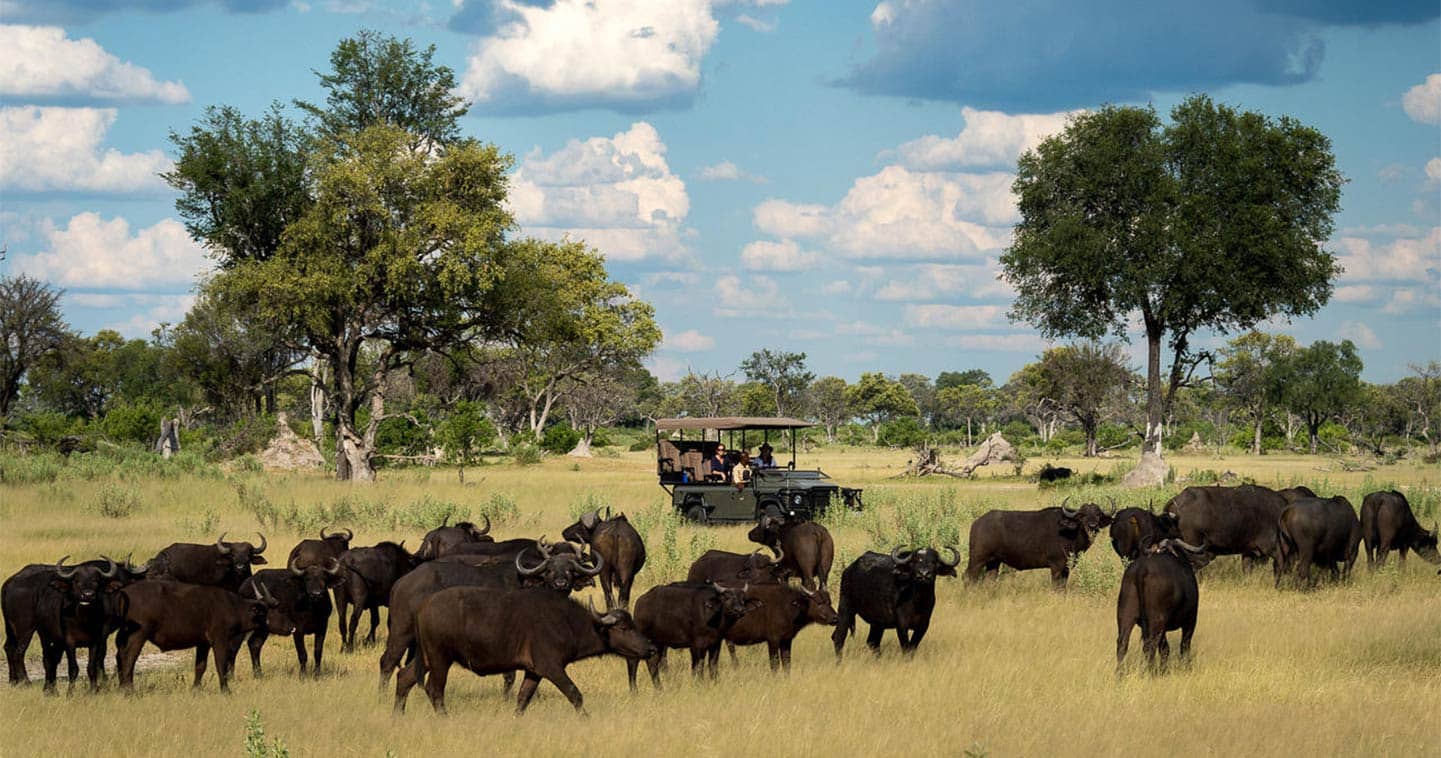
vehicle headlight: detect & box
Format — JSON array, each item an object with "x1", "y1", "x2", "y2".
[{"x1": 793, "y1": 494, "x2": 803, "y2": 505}]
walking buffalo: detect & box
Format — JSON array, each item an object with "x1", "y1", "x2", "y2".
[
  {"x1": 149, "y1": 533, "x2": 268, "y2": 590},
  {"x1": 562, "y1": 508, "x2": 647, "y2": 609},
  {"x1": 965, "y1": 502, "x2": 1112, "y2": 588},
  {"x1": 393, "y1": 587, "x2": 656, "y2": 715},
  {"x1": 1110, "y1": 507, "x2": 1181, "y2": 561},
  {"x1": 241, "y1": 560, "x2": 342, "y2": 677},
  {"x1": 334, "y1": 541, "x2": 418, "y2": 651},
  {"x1": 1116, "y1": 539, "x2": 1206, "y2": 674},
  {"x1": 116, "y1": 580, "x2": 289, "y2": 693},
  {"x1": 747, "y1": 511, "x2": 835, "y2": 591},
  {"x1": 415, "y1": 516, "x2": 491, "y2": 561},
  {"x1": 287, "y1": 527, "x2": 353, "y2": 569},
  {"x1": 720, "y1": 583, "x2": 837, "y2": 673},
  {"x1": 1360, "y1": 491, "x2": 1440, "y2": 569},
  {"x1": 1276, "y1": 496, "x2": 1362, "y2": 587},
  {"x1": 686, "y1": 548, "x2": 791, "y2": 585},
  {"x1": 833, "y1": 546, "x2": 959, "y2": 659},
  {"x1": 1165, "y1": 485, "x2": 1287, "y2": 569},
  {"x1": 628, "y1": 581, "x2": 759, "y2": 689}
]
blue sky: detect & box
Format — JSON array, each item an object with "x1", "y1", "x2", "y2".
[{"x1": 1, "y1": 0, "x2": 1437, "y2": 385}]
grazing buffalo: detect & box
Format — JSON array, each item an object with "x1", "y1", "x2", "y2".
[
  {"x1": 149, "y1": 533, "x2": 268, "y2": 590},
  {"x1": 686, "y1": 548, "x2": 791, "y2": 585},
  {"x1": 1279, "y1": 486, "x2": 1318, "y2": 503},
  {"x1": 1116, "y1": 539, "x2": 1206, "y2": 674},
  {"x1": 1360, "y1": 491, "x2": 1440, "y2": 569},
  {"x1": 415, "y1": 516, "x2": 491, "y2": 561},
  {"x1": 377, "y1": 545, "x2": 599, "y2": 690},
  {"x1": 334, "y1": 541, "x2": 418, "y2": 651},
  {"x1": 562, "y1": 508, "x2": 647, "y2": 609},
  {"x1": 1037, "y1": 464, "x2": 1073, "y2": 483},
  {"x1": 2, "y1": 556, "x2": 146, "y2": 690},
  {"x1": 393, "y1": 588, "x2": 655, "y2": 715},
  {"x1": 628, "y1": 582, "x2": 759, "y2": 689},
  {"x1": 287, "y1": 527, "x2": 353, "y2": 569},
  {"x1": 1110, "y1": 507, "x2": 1181, "y2": 561},
  {"x1": 1276, "y1": 496, "x2": 1362, "y2": 587},
  {"x1": 832, "y1": 546, "x2": 959, "y2": 659},
  {"x1": 747, "y1": 511, "x2": 835, "y2": 590},
  {"x1": 1165, "y1": 485, "x2": 1287, "y2": 569},
  {"x1": 116, "y1": 580, "x2": 288, "y2": 693},
  {"x1": 965, "y1": 502, "x2": 1113, "y2": 587},
  {"x1": 241, "y1": 560, "x2": 342, "y2": 677},
  {"x1": 720, "y1": 583, "x2": 837, "y2": 673}
]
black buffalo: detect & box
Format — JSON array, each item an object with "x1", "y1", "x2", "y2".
[
  {"x1": 1279, "y1": 486, "x2": 1318, "y2": 503},
  {"x1": 287, "y1": 527, "x2": 353, "y2": 569},
  {"x1": 116, "y1": 580, "x2": 288, "y2": 693},
  {"x1": 1276, "y1": 496, "x2": 1362, "y2": 587},
  {"x1": 241, "y1": 560, "x2": 342, "y2": 678},
  {"x1": 334, "y1": 540, "x2": 418, "y2": 651},
  {"x1": 686, "y1": 548, "x2": 791, "y2": 585},
  {"x1": 393, "y1": 587, "x2": 655, "y2": 715},
  {"x1": 747, "y1": 511, "x2": 835, "y2": 590},
  {"x1": 1360, "y1": 491, "x2": 1440, "y2": 569},
  {"x1": 149, "y1": 533, "x2": 268, "y2": 589},
  {"x1": 965, "y1": 502, "x2": 1113, "y2": 587},
  {"x1": 1110, "y1": 507, "x2": 1182, "y2": 561},
  {"x1": 1165, "y1": 485, "x2": 1287, "y2": 569},
  {"x1": 1116, "y1": 539, "x2": 1206, "y2": 674},
  {"x1": 628, "y1": 581, "x2": 758, "y2": 688},
  {"x1": 720, "y1": 582, "x2": 837, "y2": 673},
  {"x1": 414, "y1": 516, "x2": 491, "y2": 561},
  {"x1": 1037, "y1": 464, "x2": 1073, "y2": 483},
  {"x1": 2, "y1": 556, "x2": 146, "y2": 691},
  {"x1": 562, "y1": 508, "x2": 647, "y2": 609},
  {"x1": 833, "y1": 546, "x2": 959, "y2": 659}
]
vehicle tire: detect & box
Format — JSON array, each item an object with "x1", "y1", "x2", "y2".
[{"x1": 686, "y1": 504, "x2": 708, "y2": 524}]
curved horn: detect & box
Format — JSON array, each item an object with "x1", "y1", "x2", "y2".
[
  {"x1": 1059, "y1": 499, "x2": 1080, "y2": 518},
  {"x1": 536, "y1": 535, "x2": 553, "y2": 558},
  {"x1": 249, "y1": 582, "x2": 264, "y2": 600},
  {"x1": 939, "y1": 546, "x2": 961, "y2": 567},
  {"x1": 514, "y1": 549, "x2": 545, "y2": 576},
  {"x1": 325, "y1": 557, "x2": 342, "y2": 575},
  {"x1": 578, "y1": 550, "x2": 604, "y2": 576},
  {"x1": 476, "y1": 515, "x2": 491, "y2": 536},
  {"x1": 1171, "y1": 539, "x2": 1208, "y2": 554},
  {"x1": 253, "y1": 533, "x2": 267, "y2": 554},
  {"x1": 769, "y1": 544, "x2": 785, "y2": 564},
  {"x1": 441, "y1": 514, "x2": 450, "y2": 528},
  {"x1": 259, "y1": 582, "x2": 277, "y2": 603},
  {"x1": 605, "y1": 505, "x2": 612, "y2": 520},
  {"x1": 55, "y1": 555, "x2": 78, "y2": 579},
  {"x1": 288, "y1": 556, "x2": 304, "y2": 576},
  {"x1": 890, "y1": 545, "x2": 911, "y2": 563},
  {"x1": 215, "y1": 533, "x2": 231, "y2": 554},
  {"x1": 580, "y1": 510, "x2": 599, "y2": 529},
  {"x1": 798, "y1": 585, "x2": 818, "y2": 598},
  {"x1": 124, "y1": 552, "x2": 148, "y2": 575},
  {"x1": 98, "y1": 555, "x2": 120, "y2": 579},
  {"x1": 1105, "y1": 496, "x2": 1118, "y2": 516}
]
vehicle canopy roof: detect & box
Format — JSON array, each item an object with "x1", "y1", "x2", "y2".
[{"x1": 655, "y1": 417, "x2": 814, "y2": 431}]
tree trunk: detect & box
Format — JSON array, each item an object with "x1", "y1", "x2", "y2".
[
  {"x1": 1252, "y1": 418, "x2": 1263, "y2": 456},
  {"x1": 1308, "y1": 420, "x2": 1321, "y2": 455},
  {"x1": 825, "y1": 423, "x2": 835, "y2": 444},
  {"x1": 1084, "y1": 422, "x2": 1098, "y2": 457},
  {"x1": 310, "y1": 354, "x2": 326, "y2": 442},
  {"x1": 1141, "y1": 324, "x2": 1164, "y2": 456},
  {"x1": 966, "y1": 417, "x2": 973, "y2": 447},
  {"x1": 871, "y1": 421, "x2": 880, "y2": 444},
  {"x1": 569, "y1": 430, "x2": 594, "y2": 458}
]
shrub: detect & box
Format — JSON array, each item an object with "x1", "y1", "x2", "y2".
[
  {"x1": 511, "y1": 443, "x2": 542, "y2": 466},
  {"x1": 92, "y1": 484, "x2": 141, "y2": 518},
  {"x1": 877, "y1": 417, "x2": 926, "y2": 448},
  {"x1": 101, "y1": 400, "x2": 163, "y2": 445},
  {"x1": 628, "y1": 438, "x2": 652, "y2": 452},
  {"x1": 540, "y1": 423, "x2": 581, "y2": 455}
]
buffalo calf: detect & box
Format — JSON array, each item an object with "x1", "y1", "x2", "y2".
[
  {"x1": 628, "y1": 582, "x2": 759, "y2": 689},
  {"x1": 1116, "y1": 539, "x2": 1205, "y2": 674}
]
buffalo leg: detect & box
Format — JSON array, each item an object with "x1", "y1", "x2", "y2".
[
  {"x1": 312, "y1": 628, "x2": 326, "y2": 677},
  {"x1": 546, "y1": 669, "x2": 586, "y2": 714},
  {"x1": 894, "y1": 627, "x2": 911, "y2": 653},
  {"x1": 865, "y1": 624, "x2": 885, "y2": 654},
  {"x1": 392, "y1": 659, "x2": 420, "y2": 714},
  {"x1": 367, "y1": 607, "x2": 380, "y2": 645},
  {"x1": 963, "y1": 560, "x2": 986, "y2": 583},
  {"x1": 626, "y1": 657, "x2": 639, "y2": 692},
  {"x1": 766, "y1": 641, "x2": 781, "y2": 672},
  {"x1": 1179, "y1": 621, "x2": 1195, "y2": 666},
  {"x1": 292, "y1": 633, "x2": 308, "y2": 675},
  {"x1": 1156, "y1": 634, "x2": 1171, "y2": 672},
  {"x1": 689, "y1": 647, "x2": 706, "y2": 678},
  {"x1": 1376, "y1": 541, "x2": 1391, "y2": 568},
  {"x1": 502, "y1": 671, "x2": 516, "y2": 694},
  {"x1": 724, "y1": 642, "x2": 737, "y2": 667},
  {"x1": 514, "y1": 671, "x2": 541, "y2": 715},
  {"x1": 116, "y1": 632, "x2": 144, "y2": 692},
  {"x1": 1050, "y1": 563, "x2": 1070, "y2": 590},
  {"x1": 1115, "y1": 622, "x2": 1133, "y2": 675},
  {"x1": 908, "y1": 618, "x2": 931, "y2": 651},
  {"x1": 706, "y1": 644, "x2": 722, "y2": 677},
  {"x1": 247, "y1": 631, "x2": 267, "y2": 677},
  {"x1": 1398, "y1": 547, "x2": 1409, "y2": 567},
  {"x1": 4, "y1": 623, "x2": 31, "y2": 684},
  {"x1": 778, "y1": 640, "x2": 793, "y2": 673},
  {"x1": 332, "y1": 587, "x2": 349, "y2": 646},
  {"x1": 423, "y1": 657, "x2": 451, "y2": 715},
  {"x1": 86, "y1": 640, "x2": 105, "y2": 691},
  {"x1": 220, "y1": 641, "x2": 242, "y2": 692},
  {"x1": 64, "y1": 645, "x2": 80, "y2": 692},
  {"x1": 645, "y1": 651, "x2": 663, "y2": 689},
  {"x1": 832, "y1": 597, "x2": 853, "y2": 662},
  {"x1": 40, "y1": 639, "x2": 62, "y2": 694},
  {"x1": 192, "y1": 644, "x2": 210, "y2": 689},
  {"x1": 600, "y1": 572, "x2": 616, "y2": 611},
  {"x1": 618, "y1": 576, "x2": 633, "y2": 611}
]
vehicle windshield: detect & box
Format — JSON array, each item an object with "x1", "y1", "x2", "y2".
[{"x1": 755, "y1": 469, "x2": 831, "y2": 481}]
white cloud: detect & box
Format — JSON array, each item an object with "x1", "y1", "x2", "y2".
[
  {"x1": 888, "y1": 107, "x2": 1077, "y2": 171},
  {"x1": 1426, "y1": 157, "x2": 1441, "y2": 187},
  {"x1": 11, "y1": 213, "x2": 210, "y2": 290},
  {"x1": 819, "y1": 280, "x2": 852, "y2": 296},
  {"x1": 714, "y1": 274, "x2": 783, "y2": 317},
  {"x1": 699, "y1": 160, "x2": 767, "y2": 183},
  {"x1": 0, "y1": 106, "x2": 171, "y2": 193},
  {"x1": 509, "y1": 122, "x2": 689, "y2": 261},
  {"x1": 944, "y1": 333, "x2": 1045, "y2": 352},
  {"x1": 1402, "y1": 73, "x2": 1441, "y2": 125},
  {"x1": 733, "y1": 14, "x2": 774, "y2": 31},
  {"x1": 1335, "y1": 226, "x2": 1440, "y2": 282},
  {"x1": 1382, "y1": 287, "x2": 1441, "y2": 315},
  {"x1": 0, "y1": 26, "x2": 188, "y2": 104},
  {"x1": 1332, "y1": 285, "x2": 1377, "y2": 304},
  {"x1": 902, "y1": 303, "x2": 1005, "y2": 329},
  {"x1": 457, "y1": 0, "x2": 719, "y2": 112},
  {"x1": 1335, "y1": 321, "x2": 1381, "y2": 350},
  {"x1": 646, "y1": 355, "x2": 687, "y2": 382},
  {"x1": 665, "y1": 328, "x2": 714, "y2": 352},
  {"x1": 740, "y1": 239, "x2": 818, "y2": 271},
  {"x1": 873, "y1": 260, "x2": 1013, "y2": 301},
  {"x1": 101, "y1": 294, "x2": 196, "y2": 338}
]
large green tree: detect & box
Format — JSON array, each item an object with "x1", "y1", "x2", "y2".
[
  {"x1": 846, "y1": 373, "x2": 920, "y2": 444},
  {"x1": 1216, "y1": 331, "x2": 1297, "y2": 455},
  {"x1": 1002, "y1": 95, "x2": 1343, "y2": 477},
  {"x1": 0, "y1": 275, "x2": 69, "y2": 421},
  {"x1": 805, "y1": 376, "x2": 850, "y2": 443},
  {"x1": 739, "y1": 349, "x2": 813, "y2": 417},
  {"x1": 1035, "y1": 342, "x2": 1132, "y2": 456},
  {"x1": 1282, "y1": 339, "x2": 1363, "y2": 454}
]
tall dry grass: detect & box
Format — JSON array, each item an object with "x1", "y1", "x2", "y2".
[{"x1": 1, "y1": 447, "x2": 1438, "y2": 756}]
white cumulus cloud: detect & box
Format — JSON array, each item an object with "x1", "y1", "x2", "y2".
[
  {"x1": 740, "y1": 238, "x2": 818, "y2": 271},
  {"x1": 1335, "y1": 321, "x2": 1381, "y2": 350},
  {"x1": 1335, "y1": 226, "x2": 1440, "y2": 282},
  {"x1": 665, "y1": 329, "x2": 714, "y2": 352},
  {"x1": 902, "y1": 303, "x2": 1005, "y2": 329},
  {"x1": 944, "y1": 333, "x2": 1045, "y2": 352},
  {"x1": 1402, "y1": 73, "x2": 1441, "y2": 125},
  {"x1": 0, "y1": 106, "x2": 171, "y2": 193},
  {"x1": 0, "y1": 26, "x2": 189, "y2": 104},
  {"x1": 699, "y1": 160, "x2": 767, "y2": 183},
  {"x1": 888, "y1": 107, "x2": 1078, "y2": 171},
  {"x1": 11, "y1": 213, "x2": 210, "y2": 290},
  {"x1": 873, "y1": 260, "x2": 1013, "y2": 301},
  {"x1": 714, "y1": 274, "x2": 784, "y2": 317}
]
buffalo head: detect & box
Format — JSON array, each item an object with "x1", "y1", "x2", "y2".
[
  {"x1": 589, "y1": 602, "x2": 657, "y2": 660},
  {"x1": 53, "y1": 555, "x2": 121, "y2": 608},
  {"x1": 320, "y1": 526, "x2": 354, "y2": 550},
  {"x1": 890, "y1": 545, "x2": 961, "y2": 583},
  {"x1": 1417, "y1": 522, "x2": 1441, "y2": 565},
  {"x1": 738, "y1": 547, "x2": 791, "y2": 582},
  {"x1": 707, "y1": 581, "x2": 762, "y2": 621},
  {"x1": 515, "y1": 537, "x2": 604, "y2": 592},
  {"x1": 216, "y1": 532, "x2": 267, "y2": 575},
  {"x1": 289, "y1": 556, "x2": 344, "y2": 600},
  {"x1": 246, "y1": 582, "x2": 294, "y2": 635},
  {"x1": 794, "y1": 585, "x2": 839, "y2": 625}
]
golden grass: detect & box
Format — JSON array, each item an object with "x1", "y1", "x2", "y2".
[{"x1": 2, "y1": 448, "x2": 1439, "y2": 757}]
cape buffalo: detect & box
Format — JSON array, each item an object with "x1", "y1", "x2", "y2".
[
  {"x1": 393, "y1": 587, "x2": 656, "y2": 715},
  {"x1": 116, "y1": 580, "x2": 288, "y2": 693},
  {"x1": 1279, "y1": 486, "x2": 1318, "y2": 503},
  {"x1": 288, "y1": 527, "x2": 353, "y2": 569},
  {"x1": 686, "y1": 548, "x2": 791, "y2": 585},
  {"x1": 1110, "y1": 507, "x2": 1181, "y2": 561},
  {"x1": 1165, "y1": 485, "x2": 1287, "y2": 569},
  {"x1": 628, "y1": 581, "x2": 759, "y2": 689},
  {"x1": 1360, "y1": 491, "x2": 1440, "y2": 569},
  {"x1": 149, "y1": 533, "x2": 268, "y2": 589},
  {"x1": 965, "y1": 502, "x2": 1112, "y2": 588},
  {"x1": 1037, "y1": 464, "x2": 1073, "y2": 483},
  {"x1": 720, "y1": 582, "x2": 837, "y2": 673},
  {"x1": 833, "y1": 546, "x2": 959, "y2": 659},
  {"x1": 334, "y1": 540, "x2": 418, "y2": 651},
  {"x1": 1276, "y1": 496, "x2": 1362, "y2": 587},
  {"x1": 415, "y1": 516, "x2": 491, "y2": 561},
  {"x1": 562, "y1": 508, "x2": 647, "y2": 609},
  {"x1": 241, "y1": 560, "x2": 342, "y2": 677},
  {"x1": 747, "y1": 511, "x2": 835, "y2": 590},
  {"x1": 1116, "y1": 539, "x2": 1206, "y2": 674}
]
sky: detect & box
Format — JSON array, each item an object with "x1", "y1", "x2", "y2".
[{"x1": 1, "y1": 0, "x2": 1438, "y2": 386}]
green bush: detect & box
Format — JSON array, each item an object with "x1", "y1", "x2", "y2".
[
  {"x1": 15, "y1": 411, "x2": 84, "y2": 445},
  {"x1": 101, "y1": 400, "x2": 163, "y2": 445},
  {"x1": 92, "y1": 484, "x2": 141, "y2": 518},
  {"x1": 628, "y1": 438, "x2": 652, "y2": 452},
  {"x1": 877, "y1": 417, "x2": 926, "y2": 448},
  {"x1": 511, "y1": 443, "x2": 542, "y2": 466},
  {"x1": 589, "y1": 427, "x2": 614, "y2": 448},
  {"x1": 540, "y1": 423, "x2": 581, "y2": 455}
]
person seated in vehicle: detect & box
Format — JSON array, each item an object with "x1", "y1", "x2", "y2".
[
  {"x1": 732, "y1": 451, "x2": 753, "y2": 490},
  {"x1": 705, "y1": 444, "x2": 731, "y2": 482},
  {"x1": 754, "y1": 443, "x2": 778, "y2": 469}
]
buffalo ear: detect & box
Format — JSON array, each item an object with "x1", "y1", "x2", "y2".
[
  {"x1": 744, "y1": 598, "x2": 764, "y2": 612},
  {"x1": 49, "y1": 578, "x2": 71, "y2": 591},
  {"x1": 1058, "y1": 516, "x2": 1080, "y2": 532},
  {"x1": 250, "y1": 555, "x2": 268, "y2": 565},
  {"x1": 703, "y1": 597, "x2": 720, "y2": 613},
  {"x1": 938, "y1": 564, "x2": 958, "y2": 577}
]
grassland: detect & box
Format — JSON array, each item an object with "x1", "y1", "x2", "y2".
[{"x1": 1, "y1": 447, "x2": 1438, "y2": 757}]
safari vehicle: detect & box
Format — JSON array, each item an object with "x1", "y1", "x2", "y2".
[{"x1": 655, "y1": 417, "x2": 864, "y2": 524}]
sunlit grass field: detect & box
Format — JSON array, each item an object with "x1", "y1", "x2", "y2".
[{"x1": 2, "y1": 447, "x2": 1438, "y2": 756}]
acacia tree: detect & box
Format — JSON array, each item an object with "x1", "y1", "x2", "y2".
[
  {"x1": 1036, "y1": 342, "x2": 1132, "y2": 456},
  {"x1": 806, "y1": 376, "x2": 850, "y2": 443},
  {"x1": 739, "y1": 349, "x2": 813, "y2": 418},
  {"x1": 1282, "y1": 339, "x2": 1363, "y2": 454},
  {"x1": 935, "y1": 382, "x2": 996, "y2": 446},
  {"x1": 846, "y1": 373, "x2": 919, "y2": 444},
  {"x1": 0, "y1": 275, "x2": 69, "y2": 421},
  {"x1": 1397, "y1": 361, "x2": 1440, "y2": 454},
  {"x1": 1216, "y1": 331, "x2": 1297, "y2": 455},
  {"x1": 1003, "y1": 95, "x2": 1342, "y2": 481}
]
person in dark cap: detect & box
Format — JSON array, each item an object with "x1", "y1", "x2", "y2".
[{"x1": 754, "y1": 442, "x2": 778, "y2": 470}]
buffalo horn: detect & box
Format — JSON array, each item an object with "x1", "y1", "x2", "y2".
[
  {"x1": 476, "y1": 514, "x2": 491, "y2": 537},
  {"x1": 325, "y1": 558, "x2": 342, "y2": 575},
  {"x1": 260, "y1": 583, "x2": 277, "y2": 603},
  {"x1": 1059, "y1": 499, "x2": 1080, "y2": 518},
  {"x1": 939, "y1": 546, "x2": 961, "y2": 567},
  {"x1": 124, "y1": 553, "x2": 149, "y2": 575},
  {"x1": 253, "y1": 533, "x2": 267, "y2": 554},
  {"x1": 514, "y1": 549, "x2": 545, "y2": 576},
  {"x1": 288, "y1": 557, "x2": 304, "y2": 576},
  {"x1": 1172, "y1": 539, "x2": 1208, "y2": 554},
  {"x1": 55, "y1": 555, "x2": 78, "y2": 579},
  {"x1": 536, "y1": 535, "x2": 553, "y2": 558},
  {"x1": 249, "y1": 583, "x2": 264, "y2": 600},
  {"x1": 890, "y1": 545, "x2": 911, "y2": 563},
  {"x1": 769, "y1": 544, "x2": 785, "y2": 564},
  {"x1": 215, "y1": 533, "x2": 232, "y2": 554},
  {"x1": 1105, "y1": 497, "x2": 1118, "y2": 517},
  {"x1": 579, "y1": 550, "x2": 605, "y2": 576},
  {"x1": 99, "y1": 555, "x2": 120, "y2": 579},
  {"x1": 580, "y1": 510, "x2": 599, "y2": 530},
  {"x1": 798, "y1": 585, "x2": 817, "y2": 598}
]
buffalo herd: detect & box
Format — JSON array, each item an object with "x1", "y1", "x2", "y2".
[{"x1": 3, "y1": 486, "x2": 1436, "y2": 713}]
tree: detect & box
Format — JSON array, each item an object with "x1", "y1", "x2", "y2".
[
  {"x1": 845, "y1": 373, "x2": 920, "y2": 444},
  {"x1": 806, "y1": 377, "x2": 850, "y2": 443},
  {"x1": 1345, "y1": 383, "x2": 1405, "y2": 456},
  {"x1": 1397, "y1": 361, "x2": 1440, "y2": 454},
  {"x1": 162, "y1": 288, "x2": 304, "y2": 418},
  {"x1": 1003, "y1": 95, "x2": 1343, "y2": 478},
  {"x1": 663, "y1": 371, "x2": 738, "y2": 419},
  {"x1": 562, "y1": 371, "x2": 636, "y2": 457},
  {"x1": 936, "y1": 369, "x2": 992, "y2": 390},
  {"x1": 1035, "y1": 343, "x2": 1133, "y2": 456},
  {"x1": 1216, "y1": 331, "x2": 1297, "y2": 455},
  {"x1": 897, "y1": 373, "x2": 936, "y2": 426},
  {"x1": 436, "y1": 400, "x2": 494, "y2": 482},
  {"x1": 0, "y1": 275, "x2": 68, "y2": 421},
  {"x1": 935, "y1": 383, "x2": 996, "y2": 446},
  {"x1": 739, "y1": 349, "x2": 813, "y2": 417},
  {"x1": 1281, "y1": 340, "x2": 1363, "y2": 454}
]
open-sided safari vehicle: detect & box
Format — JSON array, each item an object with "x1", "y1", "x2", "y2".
[{"x1": 655, "y1": 417, "x2": 864, "y2": 523}]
